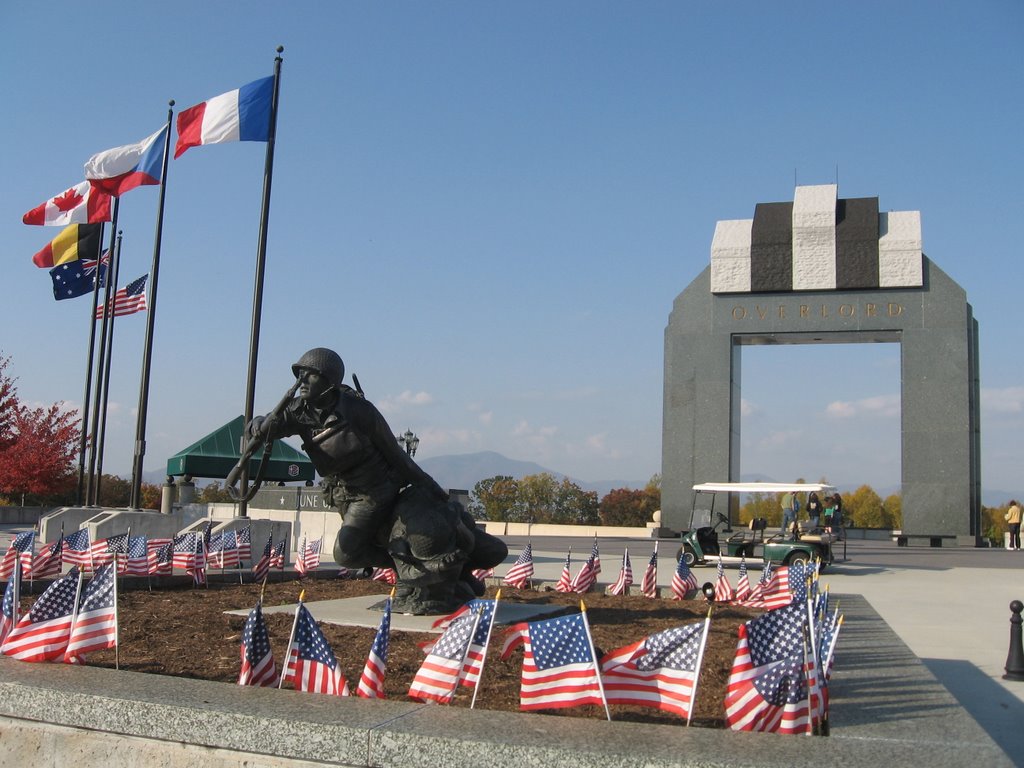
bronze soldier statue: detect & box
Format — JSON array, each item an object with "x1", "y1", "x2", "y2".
[{"x1": 248, "y1": 347, "x2": 507, "y2": 614}]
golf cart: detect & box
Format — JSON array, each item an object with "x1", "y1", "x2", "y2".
[{"x1": 677, "y1": 482, "x2": 840, "y2": 569}]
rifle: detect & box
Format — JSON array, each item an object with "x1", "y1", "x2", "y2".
[{"x1": 226, "y1": 379, "x2": 301, "y2": 502}]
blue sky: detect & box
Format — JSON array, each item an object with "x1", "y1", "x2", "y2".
[{"x1": 2, "y1": 2, "x2": 1022, "y2": 499}]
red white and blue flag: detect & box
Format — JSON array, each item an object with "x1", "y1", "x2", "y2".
[
  {"x1": 429, "y1": 599, "x2": 497, "y2": 690},
  {"x1": 500, "y1": 612, "x2": 605, "y2": 712},
  {"x1": 640, "y1": 542, "x2": 658, "y2": 598},
  {"x1": 601, "y1": 618, "x2": 711, "y2": 721},
  {"x1": 670, "y1": 554, "x2": 699, "y2": 600},
  {"x1": 408, "y1": 611, "x2": 480, "y2": 704},
  {"x1": 64, "y1": 564, "x2": 117, "y2": 664},
  {"x1": 0, "y1": 531, "x2": 35, "y2": 580},
  {"x1": 554, "y1": 550, "x2": 574, "y2": 593},
  {"x1": 735, "y1": 557, "x2": 752, "y2": 602},
  {"x1": 283, "y1": 604, "x2": 350, "y2": 696},
  {"x1": 725, "y1": 601, "x2": 817, "y2": 734},
  {"x1": 61, "y1": 529, "x2": 92, "y2": 568},
  {"x1": 148, "y1": 541, "x2": 173, "y2": 576},
  {"x1": 238, "y1": 602, "x2": 277, "y2": 687},
  {"x1": 175, "y1": 77, "x2": 274, "y2": 158},
  {"x1": 0, "y1": 567, "x2": 80, "y2": 662},
  {"x1": 714, "y1": 557, "x2": 735, "y2": 603},
  {"x1": 0, "y1": 560, "x2": 21, "y2": 646},
  {"x1": 570, "y1": 540, "x2": 600, "y2": 595},
  {"x1": 96, "y1": 274, "x2": 147, "y2": 319},
  {"x1": 357, "y1": 596, "x2": 392, "y2": 698},
  {"x1": 371, "y1": 567, "x2": 397, "y2": 585},
  {"x1": 501, "y1": 543, "x2": 534, "y2": 589},
  {"x1": 23, "y1": 180, "x2": 112, "y2": 226},
  {"x1": 120, "y1": 536, "x2": 150, "y2": 576},
  {"x1": 608, "y1": 549, "x2": 633, "y2": 596},
  {"x1": 85, "y1": 126, "x2": 168, "y2": 196},
  {"x1": 252, "y1": 535, "x2": 274, "y2": 582}
]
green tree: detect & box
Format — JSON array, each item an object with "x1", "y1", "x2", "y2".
[
  {"x1": 197, "y1": 480, "x2": 235, "y2": 503},
  {"x1": 469, "y1": 475, "x2": 522, "y2": 521},
  {"x1": 519, "y1": 473, "x2": 558, "y2": 523},
  {"x1": 555, "y1": 477, "x2": 599, "y2": 525}
]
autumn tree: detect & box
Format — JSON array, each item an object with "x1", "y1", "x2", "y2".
[
  {"x1": 739, "y1": 492, "x2": 780, "y2": 526},
  {"x1": 469, "y1": 476, "x2": 523, "y2": 521},
  {"x1": 554, "y1": 477, "x2": 599, "y2": 525},
  {"x1": 881, "y1": 493, "x2": 903, "y2": 530},
  {"x1": 0, "y1": 402, "x2": 81, "y2": 504},
  {"x1": 845, "y1": 485, "x2": 885, "y2": 528},
  {"x1": 0, "y1": 356, "x2": 17, "y2": 454},
  {"x1": 519, "y1": 473, "x2": 558, "y2": 522},
  {"x1": 197, "y1": 481, "x2": 236, "y2": 503}
]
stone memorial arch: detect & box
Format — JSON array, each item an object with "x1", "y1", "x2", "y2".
[{"x1": 662, "y1": 185, "x2": 980, "y2": 544}]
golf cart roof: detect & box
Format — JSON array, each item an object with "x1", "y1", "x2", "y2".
[{"x1": 693, "y1": 482, "x2": 837, "y2": 494}]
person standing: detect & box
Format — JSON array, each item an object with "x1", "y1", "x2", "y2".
[
  {"x1": 806, "y1": 492, "x2": 823, "y2": 530},
  {"x1": 781, "y1": 491, "x2": 798, "y2": 538},
  {"x1": 1005, "y1": 500, "x2": 1022, "y2": 550}
]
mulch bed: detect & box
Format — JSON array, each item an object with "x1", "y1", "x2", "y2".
[{"x1": 11, "y1": 573, "x2": 762, "y2": 728}]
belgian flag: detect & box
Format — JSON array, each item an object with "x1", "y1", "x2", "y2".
[{"x1": 31, "y1": 223, "x2": 102, "y2": 269}]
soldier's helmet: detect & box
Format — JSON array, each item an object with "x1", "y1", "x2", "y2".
[{"x1": 292, "y1": 348, "x2": 345, "y2": 388}]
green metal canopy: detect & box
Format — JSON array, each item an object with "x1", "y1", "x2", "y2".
[{"x1": 165, "y1": 415, "x2": 315, "y2": 482}]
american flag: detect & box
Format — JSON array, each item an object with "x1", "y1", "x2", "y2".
[
  {"x1": 33, "y1": 537, "x2": 64, "y2": 579},
  {"x1": 302, "y1": 538, "x2": 322, "y2": 573},
  {"x1": 714, "y1": 557, "x2": 735, "y2": 602},
  {"x1": 571, "y1": 539, "x2": 601, "y2": 594},
  {"x1": 90, "y1": 532, "x2": 128, "y2": 570},
  {"x1": 64, "y1": 563, "x2": 117, "y2": 663},
  {"x1": 95, "y1": 273, "x2": 147, "y2": 318},
  {"x1": 0, "y1": 567, "x2": 80, "y2": 662},
  {"x1": 61, "y1": 529, "x2": 92, "y2": 567},
  {"x1": 371, "y1": 567, "x2": 397, "y2": 585},
  {"x1": 0, "y1": 560, "x2": 21, "y2": 645},
  {"x1": 171, "y1": 532, "x2": 201, "y2": 572},
  {"x1": 120, "y1": 536, "x2": 150, "y2": 576},
  {"x1": 283, "y1": 604, "x2": 349, "y2": 695},
  {"x1": 408, "y1": 611, "x2": 479, "y2": 703},
  {"x1": 739, "y1": 561, "x2": 772, "y2": 607},
  {"x1": 250, "y1": 536, "x2": 272, "y2": 581},
  {"x1": 554, "y1": 550, "x2": 574, "y2": 593},
  {"x1": 601, "y1": 618, "x2": 711, "y2": 720},
  {"x1": 759, "y1": 565, "x2": 793, "y2": 610},
  {"x1": 357, "y1": 596, "x2": 391, "y2": 698},
  {"x1": 0, "y1": 531, "x2": 35, "y2": 580},
  {"x1": 236, "y1": 526, "x2": 252, "y2": 563},
  {"x1": 210, "y1": 530, "x2": 241, "y2": 569},
  {"x1": 238, "y1": 602, "x2": 278, "y2": 687},
  {"x1": 269, "y1": 539, "x2": 286, "y2": 571},
  {"x1": 430, "y1": 599, "x2": 497, "y2": 689},
  {"x1": 294, "y1": 537, "x2": 308, "y2": 578},
  {"x1": 670, "y1": 555, "x2": 699, "y2": 600},
  {"x1": 608, "y1": 549, "x2": 633, "y2": 596},
  {"x1": 725, "y1": 601, "x2": 815, "y2": 734},
  {"x1": 502, "y1": 543, "x2": 534, "y2": 589},
  {"x1": 148, "y1": 541, "x2": 173, "y2": 576},
  {"x1": 640, "y1": 542, "x2": 658, "y2": 598},
  {"x1": 500, "y1": 612, "x2": 604, "y2": 712},
  {"x1": 818, "y1": 609, "x2": 843, "y2": 681},
  {"x1": 734, "y1": 558, "x2": 751, "y2": 602},
  {"x1": 471, "y1": 567, "x2": 494, "y2": 581},
  {"x1": 789, "y1": 560, "x2": 809, "y2": 604}
]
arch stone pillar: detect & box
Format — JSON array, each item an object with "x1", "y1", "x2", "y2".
[{"x1": 661, "y1": 187, "x2": 980, "y2": 543}]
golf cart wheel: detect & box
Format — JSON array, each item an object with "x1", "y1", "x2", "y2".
[
  {"x1": 680, "y1": 544, "x2": 698, "y2": 567},
  {"x1": 786, "y1": 551, "x2": 810, "y2": 567}
]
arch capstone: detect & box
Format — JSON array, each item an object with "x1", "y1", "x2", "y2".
[{"x1": 662, "y1": 185, "x2": 981, "y2": 543}]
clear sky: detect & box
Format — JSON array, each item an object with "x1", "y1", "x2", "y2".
[{"x1": 2, "y1": 2, "x2": 1021, "y2": 500}]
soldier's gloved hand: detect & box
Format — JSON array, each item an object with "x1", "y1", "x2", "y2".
[{"x1": 246, "y1": 415, "x2": 276, "y2": 440}]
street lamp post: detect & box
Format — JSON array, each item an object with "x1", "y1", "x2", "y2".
[{"x1": 397, "y1": 429, "x2": 419, "y2": 457}]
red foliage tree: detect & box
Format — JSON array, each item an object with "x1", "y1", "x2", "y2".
[{"x1": 0, "y1": 354, "x2": 81, "y2": 503}]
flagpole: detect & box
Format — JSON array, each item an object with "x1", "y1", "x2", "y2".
[
  {"x1": 279, "y1": 589, "x2": 303, "y2": 689},
  {"x1": 129, "y1": 103, "x2": 175, "y2": 509},
  {"x1": 687, "y1": 607, "x2": 713, "y2": 726},
  {"x1": 579, "y1": 601, "x2": 611, "y2": 721},
  {"x1": 87, "y1": 210, "x2": 121, "y2": 505},
  {"x1": 470, "y1": 590, "x2": 501, "y2": 709},
  {"x1": 238, "y1": 46, "x2": 285, "y2": 519},
  {"x1": 75, "y1": 220, "x2": 107, "y2": 506},
  {"x1": 93, "y1": 230, "x2": 124, "y2": 504}
]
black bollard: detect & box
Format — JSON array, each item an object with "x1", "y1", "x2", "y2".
[{"x1": 1004, "y1": 600, "x2": 1024, "y2": 681}]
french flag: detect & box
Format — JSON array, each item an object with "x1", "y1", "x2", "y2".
[
  {"x1": 174, "y1": 76, "x2": 274, "y2": 159},
  {"x1": 84, "y1": 126, "x2": 168, "y2": 197}
]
